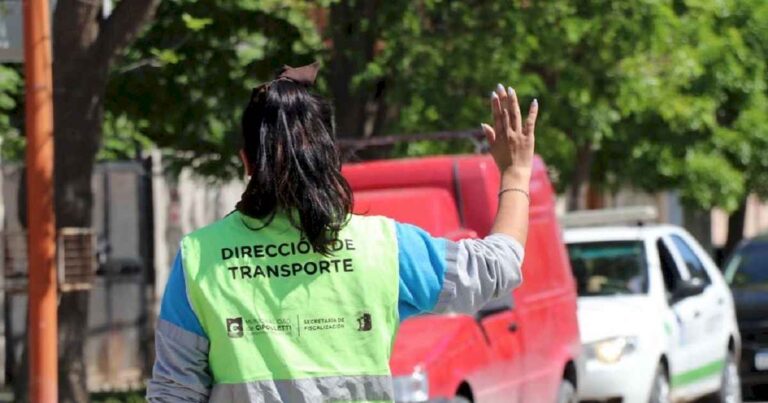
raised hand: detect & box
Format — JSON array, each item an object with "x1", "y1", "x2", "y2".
[{"x1": 481, "y1": 84, "x2": 538, "y2": 178}]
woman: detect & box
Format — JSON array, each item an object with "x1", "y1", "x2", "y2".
[{"x1": 147, "y1": 62, "x2": 538, "y2": 402}]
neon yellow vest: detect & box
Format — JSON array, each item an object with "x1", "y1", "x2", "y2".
[{"x1": 180, "y1": 211, "x2": 399, "y2": 385}]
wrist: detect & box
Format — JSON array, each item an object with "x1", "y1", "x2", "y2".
[{"x1": 500, "y1": 167, "x2": 531, "y2": 189}]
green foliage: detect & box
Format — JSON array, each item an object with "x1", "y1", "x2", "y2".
[
  {"x1": 0, "y1": 64, "x2": 23, "y2": 161},
  {"x1": 102, "y1": 0, "x2": 768, "y2": 212},
  {"x1": 360, "y1": 0, "x2": 768, "y2": 210},
  {"x1": 678, "y1": 150, "x2": 745, "y2": 212},
  {"x1": 98, "y1": 111, "x2": 153, "y2": 160},
  {"x1": 106, "y1": 0, "x2": 325, "y2": 178}
]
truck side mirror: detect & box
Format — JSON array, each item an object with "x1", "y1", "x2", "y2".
[{"x1": 670, "y1": 278, "x2": 706, "y2": 304}]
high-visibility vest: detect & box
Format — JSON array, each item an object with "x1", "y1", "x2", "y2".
[{"x1": 180, "y1": 211, "x2": 399, "y2": 401}]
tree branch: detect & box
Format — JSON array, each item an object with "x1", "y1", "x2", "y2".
[
  {"x1": 117, "y1": 34, "x2": 192, "y2": 74},
  {"x1": 95, "y1": 0, "x2": 160, "y2": 66}
]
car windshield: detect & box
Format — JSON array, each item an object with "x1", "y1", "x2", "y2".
[
  {"x1": 725, "y1": 243, "x2": 768, "y2": 290},
  {"x1": 567, "y1": 241, "x2": 648, "y2": 296}
]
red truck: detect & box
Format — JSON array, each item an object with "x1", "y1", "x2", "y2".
[{"x1": 343, "y1": 154, "x2": 581, "y2": 403}]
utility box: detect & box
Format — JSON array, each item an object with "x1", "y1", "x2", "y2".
[
  {"x1": 57, "y1": 228, "x2": 97, "y2": 292},
  {"x1": 1, "y1": 228, "x2": 97, "y2": 293}
]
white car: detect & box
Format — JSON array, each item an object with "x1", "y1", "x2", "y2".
[{"x1": 565, "y1": 225, "x2": 741, "y2": 403}]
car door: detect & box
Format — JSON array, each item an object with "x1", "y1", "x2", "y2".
[
  {"x1": 656, "y1": 237, "x2": 709, "y2": 389},
  {"x1": 471, "y1": 293, "x2": 524, "y2": 403},
  {"x1": 668, "y1": 234, "x2": 727, "y2": 391}
]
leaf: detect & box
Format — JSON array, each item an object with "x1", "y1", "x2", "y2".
[{"x1": 181, "y1": 13, "x2": 213, "y2": 32}]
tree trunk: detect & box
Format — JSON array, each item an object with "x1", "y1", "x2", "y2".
[
  {"x1": 567, "y1": 144, "x2": 594, "y2": 211},
  {"x1": 724, "y1": 197, "x2": 748, "y2": 258},
  {"x1": 327, "y1": 1, "x2": 388, "y2": 140},
  {"x1": 53, "y1": 76, "x2": 104, "y2": 403},
  {"x1": 52, "y1": 6, "x2": 110, "y2": 398}
]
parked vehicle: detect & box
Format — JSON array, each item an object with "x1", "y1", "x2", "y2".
[
  {"x1": 564, "y1": 221, "x2": 741, "y2": 403},
  {"x1": 724, "y1": 234, "x2": 768, "y2": 399},
  {"x1": 343, "y1": 154, "x2": 581, "y2": 403}
]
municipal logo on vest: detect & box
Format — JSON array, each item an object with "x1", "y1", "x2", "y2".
[
  {"x1": 357, "y1": 312, "x2": 372, "y2": 332},
  {"x1": 226, "y1": 317, "x2": 244, "y2": 338}
]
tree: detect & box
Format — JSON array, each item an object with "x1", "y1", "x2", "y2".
[
  {"x1": 616, "y1": 0, "x2": 768, "y2": 250},
  {"x1": 101, "y1": 0, "x2": 768, "y2": 253},
  {"x1": 49, "y1": 1, "x2": 159, "y2": 401},
  {"x1": 373, "y1": 1, "x2": 744, "y2": 212},
  {"x1": 107, "y1": 0, "x2": 328, "y2": 178},
  {"x1": 700, "y1": 0, "x2": 768, "y2": 253},
  {"x1": 353, "y1": 0, "x2": 766, "y2": 219},
  {"x1": 110, "y1": 0, "x2": 767, "y2": 218},
  {"x1": 326, "y1": 0, "x2": 411, "y2": 140}
]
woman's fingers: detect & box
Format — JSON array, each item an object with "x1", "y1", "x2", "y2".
[
  {"x1": 523, "y1": 99, "x2": 539, "y2": 137},
  {"x1": 501, "y1": 108, "x2": 510, "y2": 135},
  {"x1": 491, "y1": 84, "x2": 536, "y2": 138},
  {"x1": 508, "y1": 87, "x2": 522, "y2": 135},
  {"x1": 495, "y1": 84, "x2": 510, "y2": 134},
  {"x1": 481, "y1": 123, "x2": 496, "y2": 144},
  {"x1": 491, "y1": 92, "x2": 503, "y2": 136},
  {"x1": 496, "y1": 83, "x2": 508, "y2": 106}
]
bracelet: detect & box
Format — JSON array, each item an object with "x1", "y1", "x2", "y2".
[{"x1": 498, "y1": 187, "x2": 530, "y2": 203}]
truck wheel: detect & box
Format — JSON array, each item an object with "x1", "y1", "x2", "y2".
[
  {"x1": 714, "y1": 352, "x2": 742, "y2": 403},
  {"x1": 555, "y1": 379, "x2": 577, "y2": 403},
  {"x1": 649, "y1": 365, "x2": 671, "y2": 403}
]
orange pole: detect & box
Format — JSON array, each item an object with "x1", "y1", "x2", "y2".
[{"x1": 23, "y1": 0, "x2": 58, "y2": 401}]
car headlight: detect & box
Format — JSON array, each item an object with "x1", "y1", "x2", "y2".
[
  {"x1": 585, "y1": 336, "x2": 638, "y2": 364},
  {"x1": 392, "y1": 367, "x2": 429, "y2": 402}
]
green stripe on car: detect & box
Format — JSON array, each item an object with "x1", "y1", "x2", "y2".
[{"x1": 671, "y1": 359, "x2": 724, "y2": 387}]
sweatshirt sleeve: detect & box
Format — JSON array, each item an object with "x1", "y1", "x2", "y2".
[
  {"x1": 147, "y1": 252, "x2": 212, "y2": 402},
  {"x1": 396, "y1": 222, "x2": 524, "y2": 321}
]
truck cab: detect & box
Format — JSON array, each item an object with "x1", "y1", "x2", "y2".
[{"x1": 343, "y1": 154, "x2": 581, "y2": 402}]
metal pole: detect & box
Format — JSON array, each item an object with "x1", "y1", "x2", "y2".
[{"x1": 23, "y1": 0, "x2": 57, "y2": 400}]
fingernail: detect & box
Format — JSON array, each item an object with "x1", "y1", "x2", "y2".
[
  {"x1": 496, "y1": 83, "x2": 505, "y2": 93},
  {"x1": 491, "y1": 91, "x2": 499, "y2": 99},
  {"x1": 508, "y1": 87, "x2": 515, "y2": 96},
  {"x1": 533, "y1": 98, "x2": 539, "y2": 107}
]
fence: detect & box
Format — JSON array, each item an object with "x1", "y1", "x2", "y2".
[{"x1": 1, "y1": 162, "x2": 152, "y2": 391}]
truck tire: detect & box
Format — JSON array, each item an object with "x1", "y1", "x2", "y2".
[
  {"x1": 703, "y1": 351, "x2": 742, "y2": 403},
  {"x1": 555, "y1": 379, "x2": 577, "y2": 403},
  {"x1": 649, "y1": 365, "x2": 671, "y2": 403}
]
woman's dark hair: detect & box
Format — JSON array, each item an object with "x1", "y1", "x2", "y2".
[{"x1": 236, "y1": 79, "x2": 353, "y2": 255}]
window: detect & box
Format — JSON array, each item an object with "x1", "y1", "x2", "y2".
[
  {"x1": 670, "y1": 235, "x2": 711, "y2": 286},
  {"x1": 724, "y1": 242, "x2": 768, "y2": 288},
  {"x1": 657, "y1": 239, "x2": 681, "y2": 293},
  {"x1": 567, "y1": 241, "x2": 648, "y2": 296}
]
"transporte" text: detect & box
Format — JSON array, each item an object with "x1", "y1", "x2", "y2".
[{"x1": 220, "y1": 239, "x2": 356, "y2": 280}]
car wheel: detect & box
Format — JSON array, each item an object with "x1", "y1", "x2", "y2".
[
  {"x1": 649, "y1": 365, "x2": 671, "y2": 403},
  {"x1": 555, "y1": 379, "x2": 577, "y2": 403},
  {"x1": 717, "y1": 352, "x2": 742, "y2": 403}
]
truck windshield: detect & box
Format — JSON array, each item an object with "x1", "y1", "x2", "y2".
[
  {"x1": 567, "y1": 241, "x2": 648, "y2": 296},
  {"x1": 725, "y1": 243, "x2": 768, "y2": 290}
]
